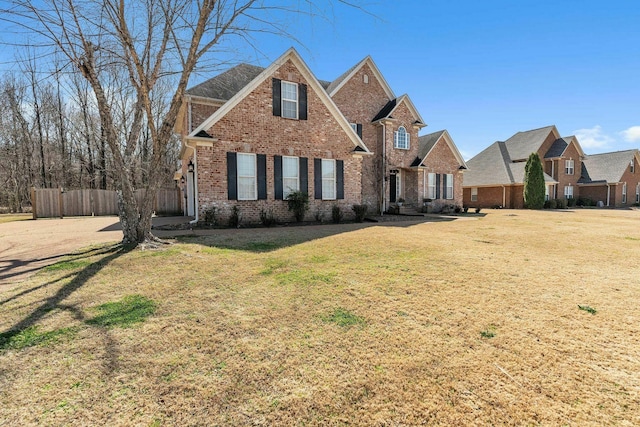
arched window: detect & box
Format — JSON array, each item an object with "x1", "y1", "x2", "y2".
[{"x1": 394, "y1": 126, "x2": 409, "y2": 149}]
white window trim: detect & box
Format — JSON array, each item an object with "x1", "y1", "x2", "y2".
[
  {"x1": 631, "y1": 161, "x2": 635, "y2": 173},
  {"x1": 564, "y1": 184, "x2": 573, "y2": 199},
  {"x1": 394, "y1": 126, "x2": 410, "y2": 150},
  {"x1": 237, "y1": 153, "x2": 257, "y2": 201},
  {"x1": 321, "y1": 159, "x2": 336, "y2": 201},
  {"x1": 622, "y1": 182, "x2": 627, "y2": 204},
  {"x1": 282, "y1": 155, "x2": 300, "y2": 199},
  {"x1": 445, "y1": 173, "x2": 454, "y2": 199},
  {"x1": 281, "y1": 80, "x2": 298, "y2": 120},
  {"x1": 636, "y1": 183, "x2": 639, "y2": 203},
  {"x1": 545, "y1": 185, "x2": 550, "y2": 201},
  {"x1": 427, "y1": 173, "x2": 436, "y2": 199},
  {"x1": 565, "y1": 159, "x2": 574, "y2": 175},
  {"x1": 471, "y1": 187, "x2": 478, "y2": 202}
]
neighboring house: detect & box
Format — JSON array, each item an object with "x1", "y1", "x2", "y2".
[
  {"x1": 414, "y1": 130, "x2": 468, "y2": 211},
  {"x1": 579, "y1": 149, "x2": 640, "y2": 206},
  {"x1": 175, "y1": 48, "x2": 468, "y2": 222},
  {"x1": 463, "y1": 125, "x2": 586, "y2": 208}
]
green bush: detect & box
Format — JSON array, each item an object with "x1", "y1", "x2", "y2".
[
  {"x1": 475, "y1": 207, "x2": 482, "y2": 214},
  {"x1": 285, "y1": 191, "x2": 309, "y2": 222},
  {"x1": 332, "y1": 205, "x2": 343, "y2": 224},
  {"x1": 523, "y1": 153, "x2": 545, "y2": 209},
  {"x1": 314, "y1": 209, "x2": 324, "y2": 222},
  {"x1": 352, "y1": 204, "x2": 368, "y2": 222},
  {"x1": 567, "y1": 197, "x2": 576, "y2": 207},
  {"x1": 203, "y1": 206, "x2": 217, "y2": 226},
  {"x1": 577, "y1": 197, "x2": 595, "y2": 207},
  {"x1": 544, "y1": 199, "x2": 557, "y2": 209},
  {"x1": 555, "y1": 198, "x2": 567, "y2": 209},
  {"x1": 228, "y1": 205, "x2": 241, "y2": 228},
  {"x1": 259, "y1": 208, "x2": 277, "y2": 227}
]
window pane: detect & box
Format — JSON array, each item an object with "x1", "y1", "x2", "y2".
[
  {"x1": 238, "y1": 177, "x2": 256, "y2": 200},
  {"x1": 282, "y1": 100, "x2": 297, "y2": 119},
  {"x1": 428, "y1": 173, "x2": 436, "y2": 199},
  {"x1": 281, "y1": 82, "x2": 297, "y2": 100},
  {"x1": 322, "y1": 179, "x2": 335, "y2": 199},
  {"x1": 237, "y1": 153, "x2": 255, "y2": 176},
  {"x1": 322, "y1": 160, "x2": 335, "y2": 179},
  {"x1": 283, "y1": 156, "x2": 298, "y2": 178}
]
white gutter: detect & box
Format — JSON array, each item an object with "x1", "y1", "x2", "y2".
[{"x1": 184, "y1": 139, "x2": 199, "y2": 224}]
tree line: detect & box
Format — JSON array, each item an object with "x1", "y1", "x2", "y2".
[{"x1": 0, "y1": 57, "x2": 179, "y2": 213}]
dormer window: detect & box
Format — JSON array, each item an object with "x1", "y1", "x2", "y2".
[
  {"x1": 281, "y1": 81, "x2": 298, "y2": 119},
  {"x1": 631, "y1": 160, "x2": 635, "y2": 173},
  {"x1": 272, "y1": 78, "x2": 307, "y2": 120},
  {"x1": 565, "y1": 159, "x2": 574, "y2": 175},
  {"x1": 394, "y1": 126, "x2": 410, "y2": 149}
]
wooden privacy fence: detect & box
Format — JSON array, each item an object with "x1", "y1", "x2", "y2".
[{"x1": 31, "y1": 188, "x2": 182, "y2": 219}]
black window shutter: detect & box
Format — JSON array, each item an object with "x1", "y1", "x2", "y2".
[
  {"x1": 272, "y1": 78, "x2": 281, "y2": 117},
  {"x1": 390, "y1": 174, "x2": 396, "y2": 203},
  {"x1": 298, "y1": 83, "x2": 307, "y2": 120},
  {"x1": 435, "y1": 173, "x2": 441, "y2": 199},
  {"x1": 443, "y1": 174, "x2": 448, "y2": 199},
  {"x1": 274, "y1": 155, "x2": 283, "y2": 200},
  {"x1": 314, "y1": 158, "x2": 322, "y2": 199},
  {"x1": 299, "y1": 157, "x2": 308, "y2": 195},
  {"x1": 257, "y1": 154, "x2": 267, "y2": 200},
  {"x1": 356, "y1": 124, "x2": 363, "y2": 139},
  {"x1": 336, "y1": 160, "x2": 344, "y2": 199},
  {"x1": 227, "y1": 152, "x2": 237, "y2": 200}
]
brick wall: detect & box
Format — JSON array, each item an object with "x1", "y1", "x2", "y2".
[
  {"x1": 193, "y1": 59, "x2": 363, "y2": 224},
  {"x1": 420, "y1": 137, "x2": 465, "y2": 210}
]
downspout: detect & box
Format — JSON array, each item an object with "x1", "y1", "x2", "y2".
[
  {"x1": 185, "y1": 139, "x2": 199, "y2": 224},
  {"x1": 606, "y1": 184, "x2": 610, "y2": 207},
  {"x1": 502, "y1": 185, "x2": 506, "y2": 208},
  {"x1": 380, "y1": 122, "x2": 386, "y2": 215}
]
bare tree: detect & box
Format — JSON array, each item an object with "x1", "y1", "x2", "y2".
[{"x1": 4, "y1": 0, "x2": 365, "y2": 245}]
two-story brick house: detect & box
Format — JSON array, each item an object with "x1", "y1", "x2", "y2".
[
  {"x1": 175, "y1": 48, "x2": 467, "y2": 223},
  {"x1": 579, "y1": 149, "x2": 640, "y2": 206},
  {"x1": 463, "y1": 125, "x2": 586, "y2": 208}
]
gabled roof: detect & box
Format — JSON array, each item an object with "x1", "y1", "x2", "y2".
[
  {"x1": 579, "y1": 149, "x2": 640, "y2": 184},
  {"x1": 544, "y1": 135, "x2": 586, "y2": 159},
  {"x1": 417, "y1": 130, "x2": 468, "y2": 169},
  {"x1": 186, "y1": 63, "x2": 265, "y2": 101},
  {"x1": 504, "y1": 125, "x2": 558, "y2": 161},
  {"x1": 326, "y1": 56, "x2": 395, "y2": 99},
  {"x1": 464, "y1": 141, "x2": 556, "y2": 187},
  {"x1": 188, "y1": 48, "x2": 371, "y2": 153},
  {"x1": 371, "y1": 94, "x2": 426, "y2": 126}
]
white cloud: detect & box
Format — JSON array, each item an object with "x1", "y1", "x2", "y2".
[
  {"x1": 620, "y1": 126, "x2": 640, "y2": 142},
  {"x1": 572, "y1": 125, "x2": 614, "y2": 149}
]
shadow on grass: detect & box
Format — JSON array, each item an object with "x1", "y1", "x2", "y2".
[
  {"x1": 0, "y1": 243, "x2": 132, "y2": 373},
  {"x1": 177, "y1": 216, "x2": 457, "y2": 253}
]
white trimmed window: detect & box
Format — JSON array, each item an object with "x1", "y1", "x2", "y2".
[
  {"x1": 237, "y1": 153, "x2": 257, "y2": 200},
  {"x1": 471, "y1": 187, "x2": 478, "y2": 202},
  {"x1": 565, "y1": 159, "x2": 574, "y2": 175},
  {"x1": 445, "y1": 174, "x2": 454, "y2": 199},
  {"x1": 622, "y1": 182, "x2": 627, "y2": 204},
  {"x1": 564, "y1": 184, "x2": 573, "y2": 199},
  {"x1": 631, "y1": 160, "x2": 635, "y2": 173},
  {"x1": 545, "y1": 185, "x2": 550, "y2": 201},
  {"x1": 394, "y1": 126, "x2": 410, "y2": 149},
  {"x1": 350, "y1": 123, "x2": 357, "y2": 133},
  {"x1": 636, "y1": 183, "x2": 640, "y2": 203},
  {"x1": 427, "y1": 173, "x2": 436, "y2": 199},
  {"x1": 282, "y1": 156, "x2": 299, "y2": 198},
  {"x1": 321, "y1": 159, "x2": 336, "y2": 200},
  {"x1": 281, "y1": 81, "x2": 298, "y2": 119}
]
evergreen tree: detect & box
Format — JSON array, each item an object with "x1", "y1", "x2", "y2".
[{"x1": 523, "y1": 152, "x2": 545, "y2": 209}]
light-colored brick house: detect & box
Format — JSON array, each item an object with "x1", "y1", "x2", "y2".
[
  {"x1": 175, "y1": 48, "x2": 467, "y2": 223},
  {"x1": 463, "y1": 125, "x2": 586, "y2": 208},
  {"x1": 579, "y1": 149, "x2": 640, "y2": 207}
]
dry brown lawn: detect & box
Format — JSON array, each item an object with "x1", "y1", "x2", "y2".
[{"x1": 1, "y1": 209, "x2": 639, "y2": 426}]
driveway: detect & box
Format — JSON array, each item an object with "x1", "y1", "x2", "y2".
[{"x1": 0, "y1": 216, "x2": 190, "y2": 288}]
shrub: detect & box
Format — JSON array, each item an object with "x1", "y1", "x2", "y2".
[
  {"x1": 332, "y1": 205, "x2": 343, "y2": 224},
  {"x1": 352, "y1": 204, "x2": 368, "y2": 222},
  {"x1": 577, "y1": 197, "x2": 595, "y2": 207},
  {"x1": 314, "y1": 209, "x2": 324, "y2": 222},
  {"x1": 259, "y1": 208, "x2": 277, "y2": 227},
  {"x1": 567, "y1": 197, "x2": 576, "y2": 207},
  {"x1": 285, "y1": 191, "x2": 309, "y2": 222},
  {"x1": 463, "y1": 206, "x2": 469, "y2": 213},
  {"x1": 523, "y1": 152, "x2": 545, "y2": 209},
  {"x1": 454, "y1": 205, "x2": 462, "y2": 214},
  {"x1": 544, "y1": 199, "x2": 557, "y2": 209},
  {"x1": 228, "y1": 205, "x2": 241, "y2": 228},
  {"x1": 475, "y1": 207, "x2": 482, "y2": 214},
  {"x1": 203, "y1": 206, "x2": 217, "y2": 226},
  {"x1": 555, "y1": 198, "x2": 567, "y2": 209}
]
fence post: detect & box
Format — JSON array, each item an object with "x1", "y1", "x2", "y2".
[
  {"x1": 31, "y1": 187, "x2": 37, "y2": 220},
  {"x1": 59, "y1": 188, "x2": 64, "y2": 219}
]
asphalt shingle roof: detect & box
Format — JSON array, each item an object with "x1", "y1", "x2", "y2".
[
  {"x1": 464, "y1": 142, "x2": 513, "y2": 186},
  {"x1": 579, "y1": 149, "x2": 638, "y2": 184},
  {"x1": 503, "y1": 125, "x2": 556, "y2": 161},
  {"x1": 544, "y1": 138, "x2": 568, "y2": 158},
  {"x1": 417, "y1": 130, "x2": 445, "y2": 160},
  {"x1": 186, "y1": 63, "x2": 265, "y2": 100},
  {"x1": 372, "y1": 98, "x2": 397, "y2": 122}
]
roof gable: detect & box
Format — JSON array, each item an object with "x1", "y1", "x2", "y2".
[
  {"x1": 186, "y1": 63, "x2": 265, "y2": 101},
  {"x1": 189, "y1": 48, "x2": 371, "y2": 153},
  {"x1": 327, "y1": 56, "x2": 395, "y2": 100},
  {"x1": 372, "y1": 94, "x2": 426, "y2": 126},
  {"x1": 504, "y1": 125, "x2": 559, "y2": 161},
  {"x1": 418, "y1": 130, "x2": 468, "y2": 169}
]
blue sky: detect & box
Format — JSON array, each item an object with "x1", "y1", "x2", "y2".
[
  {"x1": 1, "y1": 1, "x2": 638, "y2": 160},
  {"x1": 235, "y1": 0, "x2": 640, "y2": 159}
]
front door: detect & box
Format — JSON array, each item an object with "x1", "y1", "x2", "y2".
[{"x1": 389, "y1": 173, "x2": 397, "y2": 203}]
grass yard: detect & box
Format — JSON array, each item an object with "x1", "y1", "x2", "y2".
[
  {"x1": 1, "y1": 209, "x2": 639, "y2": 425},
  {"x1": 0, "y1": 213, "x2": 31, "y2": 224}
]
